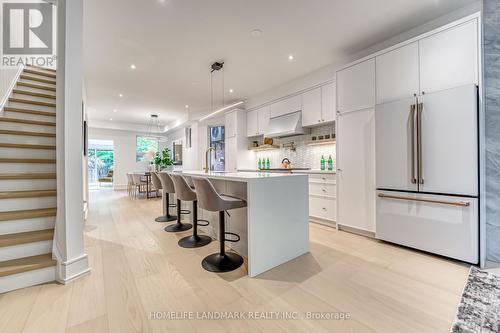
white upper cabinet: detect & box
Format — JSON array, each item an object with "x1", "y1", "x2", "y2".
[
  {"x1": 376, "y1": 42, "x2": 420, "y2": 104},
  {"x1": 302, "y1": 87, "x2": 322, "y2": 127},
  {"x1": 270, "y1": 95, "x2": 302, "y2": 118},
  {"x1": 337, "y1": 58, "x2": 376, "y2": 113},
  {"x1": 321, "y1": 82, "x2": 336, "y2": 123},
  {"x1": 257, "y1": 106, "x2": 271, "y2": 135},
  {"x1": 419, "y1": 20, "x2": 478, "y2": 95},
  {"x1": 246, "y1": 109, "x2": 259, "y2": 137}
]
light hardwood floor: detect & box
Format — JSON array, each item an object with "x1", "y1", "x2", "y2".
[{"x1": 0, "y1": 189, "x2": 470, "y2": 333}]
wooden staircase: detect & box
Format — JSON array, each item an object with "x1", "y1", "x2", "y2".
[{"x1": 0, "y1": 65, "x2": 57, "y2": 293}]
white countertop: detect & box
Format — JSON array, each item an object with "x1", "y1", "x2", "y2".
[
  {"x1": 237, "y1": 169, "x2": 336, "y2": 175},
  {"x1": 180, "y1": 170, "x2": 306, "y2": 182}
]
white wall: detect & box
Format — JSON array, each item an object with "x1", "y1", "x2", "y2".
[{"x1": 88, "y1": 127, "x2": 168, "y2": 189}]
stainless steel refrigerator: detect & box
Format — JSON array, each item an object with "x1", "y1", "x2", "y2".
[{"x1": 375, "y1": 84, "x2": 479, "y2": 263}]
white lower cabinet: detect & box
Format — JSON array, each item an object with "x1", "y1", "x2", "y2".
[{"x1": 307, "y1": 174, "x2": 336, "y2": 225}]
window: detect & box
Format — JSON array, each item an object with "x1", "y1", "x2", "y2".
[{"x1": 136, "y1": 136, "x2": 159, "y2": 162}]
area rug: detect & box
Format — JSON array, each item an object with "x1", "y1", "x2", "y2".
[{"x1": 451, "y1": 267, "x2": 500, "y2": 332}]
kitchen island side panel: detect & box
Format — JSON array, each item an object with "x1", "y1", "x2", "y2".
[{"x1": 247, "y1": 175, "x2": 309, "y2": 277}]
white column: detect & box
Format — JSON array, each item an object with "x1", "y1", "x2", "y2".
[{"x1": 54, "y1": 0, "x2": 90, "y2": 283}]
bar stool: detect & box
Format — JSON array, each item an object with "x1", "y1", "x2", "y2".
[
  {"x1": 161, "y1": 173, "x2": 192, "y2": 232},
  {"x1": 151, "y1": 172, "x2": 167, "y2": 222},
  {"x1": 191, "y1": 177, "x2": 245, "y2": 272},
  {"x1": 170, "y1": 174, "x2": 211, "y2": 248},
  {"x1": 156, "y1": 172, "x2": 181, "y2": 223}
]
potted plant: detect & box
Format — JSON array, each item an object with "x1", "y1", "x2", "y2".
[{"x1": 153, "y1": 148, "x2": 174, "y2": 171}]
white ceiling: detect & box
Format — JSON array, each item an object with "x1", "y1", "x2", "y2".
[{"x1": 83, "y1": 0, "x2": 477, "y2": 129}]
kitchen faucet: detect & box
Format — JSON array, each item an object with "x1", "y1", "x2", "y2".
[{"x1": 204, "y1": 147, "x2": 215, "y2": 173}]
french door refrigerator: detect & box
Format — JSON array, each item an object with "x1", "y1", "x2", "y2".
[{"x1": 375, "y1": 84, "x2": 479, "y2": 263}]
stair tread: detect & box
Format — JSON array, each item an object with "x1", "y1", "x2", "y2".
[
  {"x1": 0, "y1": 129, "x2": 56, "y2": 137},
  {"x1": 0, "y1": 207, "x2": 56, "y2": 221},
  {"x1": 19, "y1": 74, "x2": 56, "y2": 85},
  {"x1": 26, "y1": 65, "x2": 56, "y2": 73},
  {"x1": 0, "y1": 173, "x2": 56, "y2": 180},
  {"x1": 17, "y1": 82, "x2": 56, "y2": 92},
  {"x1": 13, "y1": 89, "x2": 55, "y2": 100},
  {"x1": 0, "y1": 117, "x2": 55, "y2": 126},
  {"x1": 0, "y1": 143, "x2": 56, "y2": 150},
  {"x1": 0, "y1": 229, "x2": 54, "y2": 248},
  {"x1": 0, "y1": 158, "x2": 56, "y2": 164},
  {"x1": 9, "y1": 98, "x2": 56, "y2": 108},
  {"x1": 0, "y1": 190, "x2": 57, "y2": 200},
  {"x1": 3, "y1": 106, "x2": 56, "y2": 117},
  {"x1": 0, "y1": 253, "x2": 56, "y2": 277},
  {"x1": 23, "y1": 68, "x2": 56, "y2": 79}
]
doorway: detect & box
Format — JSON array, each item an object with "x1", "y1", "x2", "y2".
[{"x1": 88, "y1": 139, "x2": 114, "y2": 190}]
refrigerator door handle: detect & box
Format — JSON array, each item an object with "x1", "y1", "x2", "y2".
[
  {"x1": 378, "y1": 193, "x2": 470, "y2": 207},
  {"x1": 410, "y1": 104, "x2": 417, "y2": 184},
  {"x1": 417, "y1": 102, "x2": 424, "y2": 184}
]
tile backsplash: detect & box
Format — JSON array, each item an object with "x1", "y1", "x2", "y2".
[{"x1": 253, "y1": 124, "x2": 336, "y2": 170}]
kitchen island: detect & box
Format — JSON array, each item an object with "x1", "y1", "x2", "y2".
[{"x1": 181, "y1": 171, "x2": 309, "y2": 277}]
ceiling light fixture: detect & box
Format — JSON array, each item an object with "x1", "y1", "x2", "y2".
[
  {"x1": 145, "y1": 114, "x2": 167, "y2": 142},
  {"x1": 119, "y1": 93, "x2": 123, "y2": 97},
  {"x1": 130, "y1": 64, "x2": 136, "y2": 69},
  {"x1": 199, "y1": 101, "x2": 244, "y2": 122},
  {"x1": 109, "y1": 118, "x2": 113, "y2": 121},
  {"x1": 288, "y1": 54, "x2": 294, "y2": 60},
  {"x1": 229, "y1": 88, "x2": 234, "y2": 93},
  {"x1": 113, "y1": 109, "x2": 117, "y2": 113},
  {"x1": 251, "y1": 29, "x2": 262, "y2": 38},
  {"x1": 185, "y1": 104, "x2": 189, "y2": 108}
]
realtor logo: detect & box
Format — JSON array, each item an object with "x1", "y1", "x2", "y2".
[{"x1": 2, "y1": 2, "x2": 53, "y2": 55}]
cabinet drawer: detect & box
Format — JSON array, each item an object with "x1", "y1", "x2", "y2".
[
  {"x1": 308, "y1": 173, "x2": 336, "y2": 182},
  {"x1": 309, "y1": 182, "x2": 336, "y2": 197},
  {"x1": 309, "y1": 196, "x2": 336, "y2": 221}
]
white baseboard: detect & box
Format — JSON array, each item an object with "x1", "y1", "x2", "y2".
[{"x1": 53, "y1": 250, "x2": 91, "y2": 284}]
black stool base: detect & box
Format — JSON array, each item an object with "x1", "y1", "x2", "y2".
[
  {"x1": 164, "y1": 223, "x2": 192, "y2": 232},
  {"x1": 202, "y1": 252, "x2": 244, "y2": 273},
  {"x1": 178, "y1": 235, "x2": 212, "y2": 248},
  {"x1": 155, "y1": 215, "x2": 177, "y2": 222}
]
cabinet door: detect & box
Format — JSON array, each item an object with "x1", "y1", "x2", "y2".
[
  {"x1": 376, "y1": 42, "x2": 419, "y2": 104},
  {"x1": 321, "y1": 82, "x2": 336, "y2": 123},
  {"x1": 270, "y1": 95, "x2": 302, "y2": 118},
  {"x1": 337, "y1": 58, "x2": 375, "y2": 113},
  {"x1": 257, "y1": 106, "x2": 271, "y2": 135},
  {"x1": 419, "y1": 20, "x2": 478, "y2": 94},
  {"x1": 337, "y1": 108, "x2": 376, "y2": 232},
  {"x1": 225, "y1": 111, "x2": 237, "y2": 138},
  {"x1": 246, "y1": 109, "x2": 259, "y2": 137},
  {"x1": 302, "y1": 88, "x2": 322, "y2": 127}
]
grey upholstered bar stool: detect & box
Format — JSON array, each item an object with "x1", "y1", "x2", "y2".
[
  {"x1": 157, "y1": 172, "x2": 188, "y2": 228},
  {"x1": 151, "y1": 172, "x2": 171, "y2": 222},
  {"x1": 192, "y1": 177, "x2": 246, "y2": 272},
  {"x1": 170, "y1": 174, "x2": 211, "y2": 248}
]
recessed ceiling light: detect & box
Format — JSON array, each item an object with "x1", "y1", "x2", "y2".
[
  {"x1": 251, "y1": 29, "x2": 262, "y2": 38},
  {"x1": 119, "y1": 93, "x2": 123, "y2": 97},
  {"x1": 185, "y1": 104, "x2": 189, "y2": 108},
  {"x1": 288, "y1": 54, "x2": 294, "y2": 61},
  {"x1": 113, "y1": 109, "x2": 117, "y2": 113},
  {"x1": 109, "y1": 118, "x2": 113, "y2": 121},
  {"x1": 229, "y1": 88, "x2": 234, "y2": 93},
  {"x1": 130, "y1": 64, "x2": 136, "y2": 69}
]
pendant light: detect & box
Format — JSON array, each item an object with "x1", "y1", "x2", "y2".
[{"x1": 145, "y1": 114, "x2": 167, "y2": 142}]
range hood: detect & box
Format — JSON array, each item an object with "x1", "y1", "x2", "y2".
[{"x1": 264, "y1": 111, "x2": 305, "y2": 138}]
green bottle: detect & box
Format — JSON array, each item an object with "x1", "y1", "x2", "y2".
[
  {"x1": 258, "y1": 158, "x2": 262, "y2": 170},
  {"x1": 266, "y1": 158, "x2": 270, "y2": 169},
  {"x1": 320, "y1": 155, "x2": 325, "y2": 171},
  {"x1": 327, "y1": 155, "x2": 333, "y2": 171}
]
